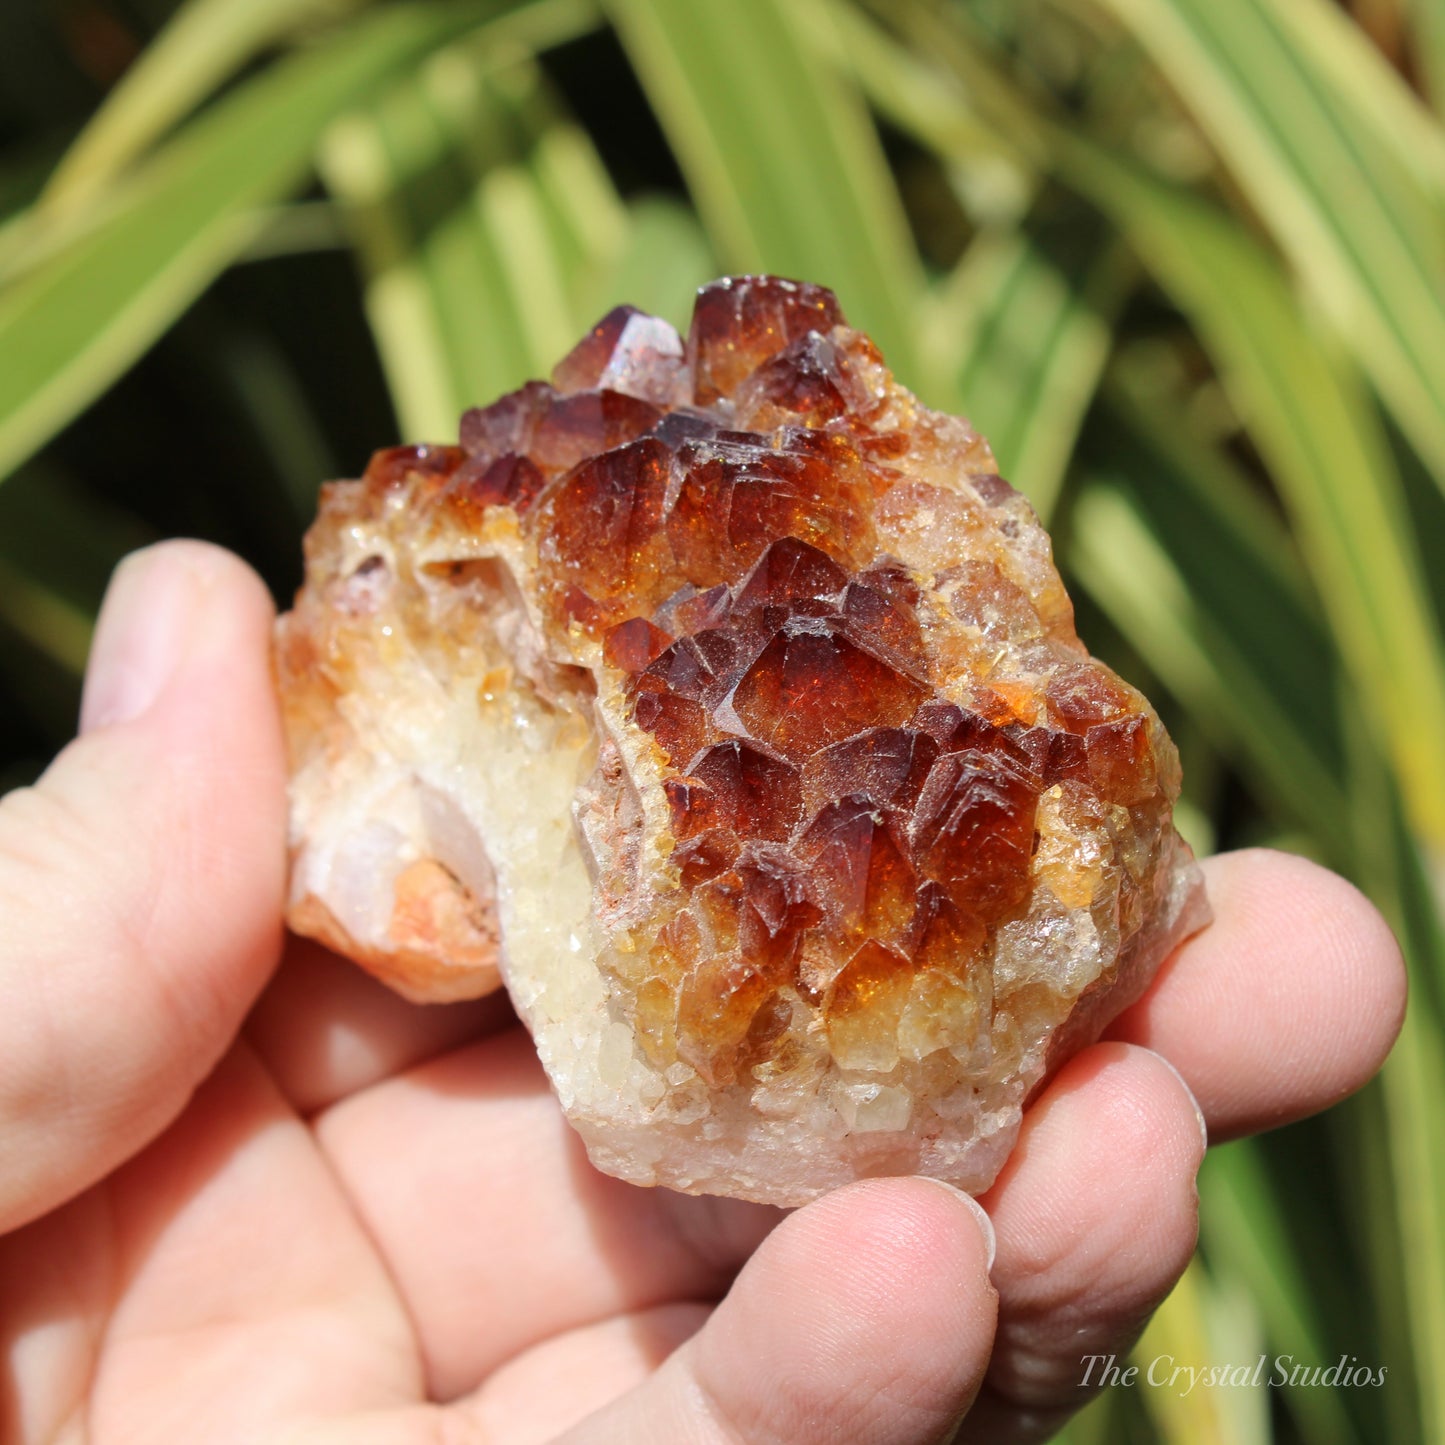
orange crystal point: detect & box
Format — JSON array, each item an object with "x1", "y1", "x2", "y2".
[
  {"x1": 278, "y1": 274, "x2": 1209, "y2": 1203},
  {"x1": 687, "y1": 275, "x2": 845, "y2": 404}
]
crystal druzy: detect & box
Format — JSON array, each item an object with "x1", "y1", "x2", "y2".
[{"x1": 278, "y1": 276, "x2": 1207, "y2": 1203}]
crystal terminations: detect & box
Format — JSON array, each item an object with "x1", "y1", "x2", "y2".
[{"x1": 278, "y1": 276, "x2": 1208, "y2": 1204}]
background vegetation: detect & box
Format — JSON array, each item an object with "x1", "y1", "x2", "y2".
[{"x1": 2, "y1": 0, "x2": 1442, "y2": 1439}]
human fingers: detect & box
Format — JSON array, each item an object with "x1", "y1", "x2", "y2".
[
  {"x1": 245, "y1": 935, "x2": 513, "y2": 1115},
  {"x1": 556, "y1": 1177, "x2": 996, "y2": 1445},
  {"x1": 959, "y1": 1042, "x2": 1205, "y2": 1443},
  {"x1": 1107, "y1": 848, "x2": 1407, "y2": 1140},
  {"x1": 312, "y1": 1027, "x2": 783, "y2": 1400},
  {"x1": 270, "y1": 1306, "x2": 709, "y2": 1445},
  {"x1": 0, "y1": 541, "x2": 287, "y2": 1233},
  {"x1": 0, "y1": 1043, "x2": 419, "y2": 1445},
  {"x1": 275, "y1": 1188, "x2": 989, "y2": 1445},
  {"x1": 461, "y1": 1304, "x2": 709, "y2": 1443}
]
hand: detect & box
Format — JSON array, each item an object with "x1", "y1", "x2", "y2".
[{"x1": 0, "y1": 541, "x2": 1405, "y2": 1444}]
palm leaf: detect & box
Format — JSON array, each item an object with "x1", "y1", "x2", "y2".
[
  {"x1": 1414, "y1": 0, "x2": 1445, "y2": 115},
  {"x1": 1070, "y1": 381, "x2": 1351, "y2": 850},
  {"x1": 595, "y1": 196, "x2": 718, "y2": 329},
  {"x1": 925, "y1": 218, "x2": 1127, "y2": 520},
  {"x1": 1199, "y1": 1140, "x2": 1366, "y2": 1445},
  {"x1": 1269, "y1": 0, "x2": 1445, "y2": 199},
  {"x1": 825, "y1": 0, "x2": 1032, "y2": 223},
  {"x1": 1082, "y1": 0, "x2": 1445, "y2": 494},
  {"x1": 603, "y1": 0, "x2": 925, "y2": 381},
  {"x1": 1352, "y1": 753, "x2": 1445, "y2": 1441},
  {"x1": 1132, "y1": 1257, "x2": 1257, "y2": 1445},
  {"x1": 1072, "y1": 384, "x2": 1443, "y2": 1437},
  {"x1": 39, "y1": 0, "x2": 359, "y2": 214},
  {"x1": 320, "y1": 32, "x2": 626, "y2": 440},
  {"x1": 1063, "y1": 150, "x2": 1445, "y2": 850},
  {"x1": 849, "y1": 1, "x2": 1445, "y2": 850},
  {"x1": 0, "y1": 0, "x2": 517, "y2": 488}
]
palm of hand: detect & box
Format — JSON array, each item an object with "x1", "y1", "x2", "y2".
[{"x1": 0, "y1": 544, "x2": 1406, "y2": 1445}]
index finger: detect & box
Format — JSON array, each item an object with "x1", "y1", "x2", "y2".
[
  {"x1": 0, "y1": 542, "x2": 287, "y2": 1233},
  {"x1": 1106, "y1": 847, "x2": 1406, "y2": 1140}
]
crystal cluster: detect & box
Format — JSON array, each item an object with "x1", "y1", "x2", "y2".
[{"x1": 277, "y1": 276, "x2": 1207, "y2": 1203}]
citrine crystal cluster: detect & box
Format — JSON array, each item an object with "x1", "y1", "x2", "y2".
[{"x1": 278, "y1": 276, "x2": 1207, "y2": 1203}]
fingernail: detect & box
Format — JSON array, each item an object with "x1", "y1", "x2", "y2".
[
  {"x1": 913, "y1": 1176, "x2": 997, "y2": 1273},
  {"x1": 1148, "y1": 1049, "x2": 1210, "y2": 1155},
  {"x1": 81, "y1": 544, "x2": 207, "y2": 732}
]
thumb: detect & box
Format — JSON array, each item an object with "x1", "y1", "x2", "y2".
[
  {"x1": 0, "y1": 540, "x2": 287, "y2": 1232},
  {"x1": 560, "y1": 1179, "x2": 998, "y2": 1445}
]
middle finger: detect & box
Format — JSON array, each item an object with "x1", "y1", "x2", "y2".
[{"x1": 312, "y1": 1027, "x2": 782, "y2": 1401}]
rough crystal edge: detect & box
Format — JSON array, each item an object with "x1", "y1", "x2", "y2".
[
  {"x1": 277, "y1": 274, "x2": 1215, "y2": 1205},
  {"x1": 562, "y1": 840, "x2": 1207, "y2": 1204}
]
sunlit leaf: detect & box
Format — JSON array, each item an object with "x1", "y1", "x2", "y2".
[
  {"x1": 1200, "y1": 1141, "x2": 1366, "y2": 1445},
  {"x1": 604, "y1": 0, "x2": 925, "y2": 381},
  {"x1": 0, "y1": 0, "x2": 515, "y2": 488},
  {"x1": 321, "y1": 19, "x2": 619, "y2": 440},
  {"x1": 1351, "y1": 745, "x2": 1445, "y2": 1443},
  {"x1": 1070, "y1": 383, "x2": 1351, "y2": 850},
  {"x1": 1083, "y1": 0, "x2": 1445, "y2": 493},
  {"x1": 1414, "y1": 0, "x2": 1445, "y2": 116},
  {"x1": 825, "y1": 0, "x2": 1033, "y2": 225},
  {"x1": 1269, "y1": 0, "x2": 1445, "y2": 199},
  {"x1": 854, "y1": 0, "x2": 1445, "y2": 849},
  {"x1": 40, "y1": 0, "x2": 361, "y2": 214},
  {"x1": 1064, "y1": 152, "x2": 1445, "y2": 849},
  {"x1": 1132, "y1": 1258, "x2": 1254, "y2": 1445},
  {"x1": 925, "y1": 217, "x2": 1126, "y2": 519},
  {"x1": 236, "y1": 200, "x2": 349, "y2": 263},
  {"x1": 597, "y1": 196, "x2": 718, "y2": 327}
]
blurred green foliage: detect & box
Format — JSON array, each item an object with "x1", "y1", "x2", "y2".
[{"x1": 1, "y1": 0, "x2": 1442, "y2": 1439}]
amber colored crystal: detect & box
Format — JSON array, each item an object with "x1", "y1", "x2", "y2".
[
  {"x1": 797, "y1": 797, "x2": 916, "y2": 945},
  {"x1": 536, "y1": 437, "x2": 680, "y2": 628},
  {"x1": 801, "y1": 727, "x2": 938, "y2": 815},
  {"x1": 459, "y1": 381, "x2": 549, "y2": 461},
  {"x1": 734, "y1": 537, "x2": 848, "y2": 612},
  {"x1": 666, "y1": 435, "x2": 875, "y2": 588},
  {"x1": 686, "y1": 275, "x2": 844, "y2": 405},
  {"x1": 279, "y1": 272, "x2": 1207, "y2": 1206},
  {"x1": 632, "y1": 681, "x2": 710, "y2": 764},
  {"x1": 825, "y1": 939, "x2": 916, "y2": 1072},
  {"x1": 365, "y1": 443, "x2": 466, "y2": 493},
  {"x1": 553, "y1": 305, "x2": 690, "y2": 406},
  {"x1": 676, "y1": 954, "x2": 778, "y2": 1086},
  {"x1": 911, "y1": 750, "x2": 1039, "y2": 924},
  {"x1": 668, "y1": 740, "x2": 804, "y2": 843},
  {"x1": 733, "y1": 624, "x2": 929, "y2": 761},
  {"x1": 448, "y1": 451, "x2": 545, "y2": 514},
  {"x1": 603, "y1": 617, "x2": 674, "y2": 675}
]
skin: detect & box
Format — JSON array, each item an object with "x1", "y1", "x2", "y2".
[{"x1": 0, "y1": 541, "x2": 1407, "y2": 1444}]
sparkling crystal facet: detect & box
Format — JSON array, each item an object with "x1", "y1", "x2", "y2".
[{"x1": 278, "y1": 274, "x2": 1208, "y2": 1205}]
